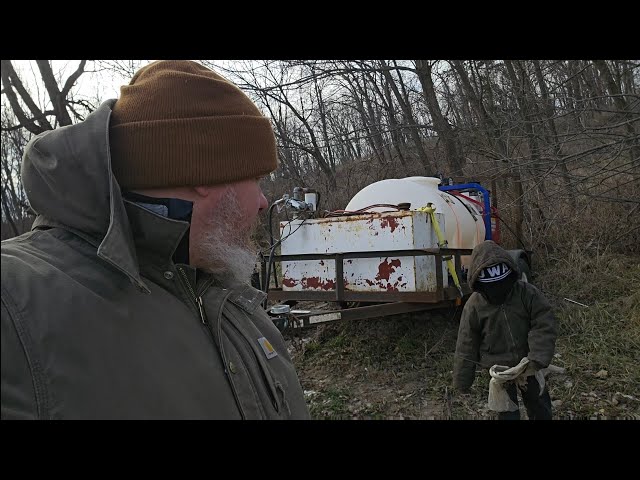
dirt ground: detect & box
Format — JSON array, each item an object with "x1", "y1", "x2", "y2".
[
  {"x1": 284, "y1": 308, "x2": 639, "y2": 420},
  {"x1": 284, "y1": 310, "x2": 493, "y2": 419},
  {"x1": 297, "y1": 358, "x2": 449, "y2": 419}
]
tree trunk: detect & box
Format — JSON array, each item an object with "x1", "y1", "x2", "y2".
[
  {"x1": 504, "y1": 60, "x2": 549, "y2": 231},
  {"x1": 362, "y1": 68, "x2": 410, "y2": 175},
  {"x1": 379, "y1": 60, "x2": 433, "y2": 173},
  {"x1": 532, "y1": 60, "x2": 575, "y2": 203},
  {"x1": 345, "y1": 73, "x2": 387, "y2": 166},
  {"x1": 415, "y1": 60, "x2": 464, "y2": 177},
  {"x1": 1, "y1": 60, "x2": 52, "y2": 134},
  {"x1": 450, "y1": 60, "x2": 509, "y2": 161}
]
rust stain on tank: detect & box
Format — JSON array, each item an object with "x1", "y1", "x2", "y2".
[
  {"x1": 324, "y1": 279, "x2": 336, "y2": 290},
  {"x1": 282, "y1": 277, "x2": 298, "y2": 287},
  {"x1": 301, "y1": 276, "x2": 335, "y2": 291},
  {"x1": 375, "y1": 258, "x2": 401, "y2": 281},
  {"x1": 379, "y1": 216, "x2": 400, "y2": 233}
]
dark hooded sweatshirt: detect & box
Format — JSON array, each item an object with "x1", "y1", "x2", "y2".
[
  {"x1": 1, "y1": 100, "x2": 310, "y2": 420},
  {"x1": 452, "y1": 241, "x2": 557, "y2": 392}
]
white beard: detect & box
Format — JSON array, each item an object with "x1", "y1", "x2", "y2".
[{"x1": 193, "y1": 189, "x2": 258, "y2": 287}]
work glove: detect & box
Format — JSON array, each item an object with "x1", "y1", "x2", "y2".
[
  {"x1": 522, "y1": 358, "x2": 545, "y2": 379},
  {"x1": 527, "y1": 358, "x2": 545, "y2": 370}
]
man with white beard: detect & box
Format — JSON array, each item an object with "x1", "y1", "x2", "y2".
[{"x1": 1, "y1": 60, "x2": 310, "y2": 420}]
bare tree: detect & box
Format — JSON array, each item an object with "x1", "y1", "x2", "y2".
[
  {"x1": 378, "y1": 60, "x2": 434, "y2": 173},
  {"x1": 1, "y1": 60, "x2": 94, "y2": 134},
  {"x1": 593, "y1": 60, "x2": 640, "y2": 167},
  {"x1": 1, "y1": 105, "x2": 31, "y2": 239},
  {"x1": 415, "y1": 60, "x2": 463, "y2": 176},
  {"x1": 2, "y1": 58, "x2": 638, "y2": 250},
  {"x1": 1, "y1": 60, "x2": 110, "y2": 237}
]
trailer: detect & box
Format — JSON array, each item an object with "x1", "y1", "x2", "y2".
[{"x1": 260, "y1": 177, "x2": 531, "y2": 329}]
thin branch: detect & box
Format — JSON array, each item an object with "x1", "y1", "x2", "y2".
[{"x1": 61, "y1": 60, "x2": 87, "y2": 97}]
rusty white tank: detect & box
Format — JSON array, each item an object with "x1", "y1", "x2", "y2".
[
  {"x1": 280, "y1": 210, "x2": 447, "y2": 293},
  {"x1": 278, "y1": 177, "x2": 487, "y2": 294}
]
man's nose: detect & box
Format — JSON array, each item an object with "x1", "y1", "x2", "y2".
[{"x1": 259, "y1": 191, "x2": 268, "y2": 211}]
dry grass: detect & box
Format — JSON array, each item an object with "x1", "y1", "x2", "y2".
[{"x1": 535, "y1": 242, "x2": 640, "y2": 418}]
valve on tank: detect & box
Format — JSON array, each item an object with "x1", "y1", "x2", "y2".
[{"x1": 282, "y1": 187, "x2": 318, "y2": 213}]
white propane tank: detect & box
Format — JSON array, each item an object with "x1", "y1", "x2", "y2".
[{"x1": 345, "y1": 177, "x2": 486, "y2": 255}]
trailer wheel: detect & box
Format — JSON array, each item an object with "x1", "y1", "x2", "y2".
[{"x1": 517, "y1": 258, "x2": 531, "y2": 283}]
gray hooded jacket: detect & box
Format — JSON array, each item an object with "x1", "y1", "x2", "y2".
[{"x1": 1, "y1": 101, "x2": 310, "y2": 420}]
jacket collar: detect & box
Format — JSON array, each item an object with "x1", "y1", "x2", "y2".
[{"x1": 26, "y1": 100, "x2": 191, "y2": 294}]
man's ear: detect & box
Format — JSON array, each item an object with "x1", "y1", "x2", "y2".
[
  {"x1": 194, "y1": 186, "x2": 210, "y2": 197},
  {"x1": 193, "y1": 185, "x2": 229, "y2": 203}
]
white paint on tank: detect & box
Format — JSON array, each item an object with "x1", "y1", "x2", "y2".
[
  {"x1": 280, "y1": 210, "x2": 447, "y2": 293},
  {"x1": 345, "y1": 177, "x2": 485, "y2": 263}
]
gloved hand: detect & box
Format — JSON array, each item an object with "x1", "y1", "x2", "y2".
[
  {"x1": 523, "y1": 358, "x2": 545, "y2": 378},
  {"x1": 527, "y1": 358, "x2": 545, "y2": 370}
]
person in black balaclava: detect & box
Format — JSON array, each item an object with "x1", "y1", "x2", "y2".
[{"x1": 453, "y1": 240, "x2": 557, "y2": 420}]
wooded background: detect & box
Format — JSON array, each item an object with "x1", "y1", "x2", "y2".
[{"x1": 2, "y1": 60, "x2": 638, "y2": 256}]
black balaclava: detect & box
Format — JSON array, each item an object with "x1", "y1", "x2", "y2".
[{"x1": 475, "y1": 262, "x2": 518, "y2": 305}]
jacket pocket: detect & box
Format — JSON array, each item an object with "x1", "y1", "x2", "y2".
[{"x1": 222, "y1": 306, "x2": 282, "y2": 415}]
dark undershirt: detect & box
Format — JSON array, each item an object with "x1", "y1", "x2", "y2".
[{"x1": 122, "y1": 191, "x2": 193, "y2": 265}]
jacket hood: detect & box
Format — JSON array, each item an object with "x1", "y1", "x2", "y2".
[
  {"x1": 21, "y1": 100, "x2": 184, "y2": 293},
  {"x1": 468, "y1": 240, "x2": 518, "y2": 289}
]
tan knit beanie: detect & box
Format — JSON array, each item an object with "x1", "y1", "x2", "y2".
[{"x1": 109, "y1": 60, "x2": 278, "y2": 190}]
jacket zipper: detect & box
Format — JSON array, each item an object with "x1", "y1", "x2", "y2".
[
  {"x1": 178, "y1": 267, "x2": 207, "y2": 324},
  {"x1": 177, "y1": 267, "x2": 246, "y2": 419},
  {"x1": 214, "y1": 295, "x2": 248, "y2": 419},
  {"x1": 501, "y1": 305, "x2": 518, "y2": 355}
]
